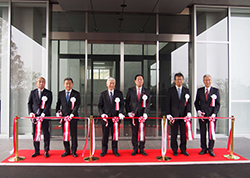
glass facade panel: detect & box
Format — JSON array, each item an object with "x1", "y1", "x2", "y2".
[
  {"x1": 10, "y1": 2, "x2": 47, "y2": 135},
  {"x1": 0, "y1": 3, "x2": 8, "y2": 134},
  {"x1": 231, "y1": 9, "x2": 250, "y2": 134},
  {"x1": 159, "y1": 14, "x2": 190, "y2": 34},
  {"x1": 197, "y1": 7, "x2": 228, "y2": 41},
  {"x1": 196, "y1": 43, "x2": 229, "y2": 134},
  {"x1": 60, "y1": 41, "x2": 86, "y2": 54}
]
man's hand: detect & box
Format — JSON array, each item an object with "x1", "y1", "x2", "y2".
[
  {"x1": 128, "y1": 112, "x2": 135, "y2": 118},
  {"x1": 119, "y1": 113, "x2": 125, "y2": 120},
  {"x1": 101, "y1": 114, "x2": 108, "y2": 119},
  {"x1": 143, "y1": 113, "x2": 148, "y2": 120},
  {"x1": 167, "y1": 114, "x2": 175, "y2": 124},
  {"x1": 198, "y1": 110, "x2": 205, "y2": 122}
]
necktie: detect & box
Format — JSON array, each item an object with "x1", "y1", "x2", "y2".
[
  {"x1": 66, "y1": 91, "x2": 70, "y2": 103},
  {"x1": 205, "y1": 89, "x2": 208, "y2": 100},
  {"x1": 178, "y1": 87, "x2": 181, "y2": 99},
  {"x1": 137, "y1": 88, "x2": 141, "y2": 101},
  {"x1": 110, "y1": 92, "x2": 113, "y2": 103}
]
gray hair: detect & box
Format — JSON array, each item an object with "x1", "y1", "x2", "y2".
[
  {"x1": 203, "y1": 74, "x2": 212, "y2": 80},
  {"x1": 36, "y1": 77, "x2": 46, "y2": 82},
  {"x1": 106, "y1": 77, "x2": 116, "y2": 84}
]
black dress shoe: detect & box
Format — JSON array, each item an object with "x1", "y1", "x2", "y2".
[
  {"x1": 72, "y1": 152, "x2": 77, "y2": 157},
  {"x1": 61, "y1": 152, "x2": 70, "y2": 157},
  {"x1": 31, "y1": 152, "x2": 40, "y2": 157},
  {"x1": 44, "y1": 152, "x2": 49, "y2": 158},
  {"x1": 113, "y1": 152, "x2": 120, "y2": 157},
  {"x1": 173, "y1": 151, "x2": 178, "y2": 156},
  {"x1": 199, "y1": 149, "x2": 207, "y2": 155},
  {"x1": 181, "y1": 151, "x2": 189, "y2": 156},
  {"x1": 140, "y1": 150, "x2": 147, "y2": 156},
  {"x1": 208, "y1": 151, "x2": 215, "y2": 157},
  {"x1": 131, "y1": 150, "x2": 138, "y2": 156},
  {"x1": 100, "y1": 152, "x2": 106, "y2": 157}
]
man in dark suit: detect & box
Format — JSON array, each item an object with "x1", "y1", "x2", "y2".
[
  {"x1": 28, "y1": 77, "x2": 52, "y2": 158},
  {"x1": 125, "y1": 74, "x2": 151, "y2": 156},
  {"x1": 98, "y1": 77, "x2": 125, "y2": 157},
  {"x1": 194, "y1": 74, "x2": 220, "y2": 157},
  {"x1": 166, "y1": 73, "x2": 191, "y2": 156},
  {"x1": 56, "y1": 77, "x2": 81, "y2": 157}
]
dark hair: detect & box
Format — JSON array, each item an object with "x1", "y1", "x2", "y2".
[
  {"x1": 134, "y1": 74, "x2": 144, "y2": 80},
  {"x1": 64, "y1": 77, "x2": 74, "y2": 83},
  {"x1": 174, "y1": 73, "x2": 184, "y2": 80}
]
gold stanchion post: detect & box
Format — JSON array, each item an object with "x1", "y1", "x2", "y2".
[
  {"x1": 156, "y1": 116, "x2": 171, "y2": 161},
  {"x1": 84, "y1": 115, "x2": 99, "y2": 162},
  {"x1": 9, "y1": 116, "x2": 25, "y2": 162},
  {"x1": 224, "y1": 116, "x2": 240, "y2": 160}
]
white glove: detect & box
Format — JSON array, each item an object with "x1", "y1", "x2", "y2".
[
  {"x1": 167, "y1": 114, "x2": 173, "y2": 120},
  {"x1": 30, "y1": 113, "x2": 35, "y2": 118},
  {"x1": 119, "y1": 113, "x2": 125, "y2": 120},
  {"x1": 187, "y1": 112, "x2": 191, "y2": 118},
  {"x1": 211, "y1": 114, "x2": 216, "y2": 118},
  {"x1": 143, "y1": 113, "x2": 148, "y2": 120},
  {"x1": 128, "y1": 112, "x2": 135, "y2": 117},
  {"x1": 197, "y1": 110, "x2": 203, "y2": 117},
  {"x1": 70, "y1": 114, "x2": 74, "y2": 118},
  {"x1": 56, "y1": 110, "x2": 62, "y2": 117},
  {"x1": 56, "y1": 113, "x2": 60, "y2": 117},
  {"x1": 101, "y1": 114, "x2": 108, "y2": 119},
  {"x1": 41, "y1": 113, "x2": 45, "y2": 117}
]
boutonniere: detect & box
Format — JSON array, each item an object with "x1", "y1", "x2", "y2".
[
  {"x1": 70, "y1": 97, "x2": 76, "y2": 110},
  {"x1": 40, "y1": 96, "x2": 47, "y2": 109},
  {"x1": 185, "y1": 94, "x2": 190, "y2": 106},
  {"x1": 142, "y1": 94, "x2": 148, "y2": 108},
  {"x1": 115, "y1": 97, "x2": 120, "y2": 111},
  {"x1": 210, "y1": 94, "x2": 217, "y2": 107}
]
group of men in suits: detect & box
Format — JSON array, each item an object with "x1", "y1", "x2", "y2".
[
  {"x1": 28, "y1": 72, "x2": 220, "y2": 158},
  {"x1": 28, "y1": 77, "x2": 80, "y2": 158},
  {"x1": 98, "y1": 75, "x2": 151, "y2": 157}
]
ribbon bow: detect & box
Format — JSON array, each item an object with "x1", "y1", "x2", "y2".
[
  {"x1": 63, "y1": 116, "x2": 71, "y2": 141},
  {"x1": 112, "y1": 117, "x2": 120, "y2": 141},
  {"x1": 184, "y1": 116, "x2": 194, "y2": 140},
  {"x1": 138, "y1": 116, "x2": 146, "y2": 141},
  {"x1": 209, "y1": 116, "x2": 216, "y2": 140},
  {"x1": 34, "y1": 116, "x2": 44, "y2": 142}
]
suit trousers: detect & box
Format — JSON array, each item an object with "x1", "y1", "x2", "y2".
[
  {"x1": 32, "y1": 119, "x2": 50, "y2": 153},
  {"x1": 131, "y1": 118, "x2": 145, "y2": 151},
  {"x1": 62, "y1": 119, "x2": 78, "y2": 153},
  {"x1": 199, "y1": 119, "x2": 216, "y2": 151},
  {"x1": 170, "y1": 119, "x2": 186, "y2": 152},
  {"x1": 102, "y1": 119, "x2": 119, "y2": 153}
]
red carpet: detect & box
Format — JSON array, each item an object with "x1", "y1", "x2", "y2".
[{"x1": 1, "y1": 148, "x2": 247, "y2": 164}]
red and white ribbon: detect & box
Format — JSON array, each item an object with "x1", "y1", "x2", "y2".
[
  {"x1": 91, "y1": 118, "x2": 95, "y2": 156},
  {"x1": 112, "y1": 117, "x2": 119, "y2": 141},
  {"x1": 63, "y1": 116, "x2": 71, "y2": 141},
  {"x1": 210, "y1": 94, "x2": 217, "y2": 107},
  {"x1": 138, "y1": 116, "x2": 146, "y2": 141},
  {"x1": 115, "y1": 97, "x2": 120, "y2": 111},
  {"x1": 34, "y1": 116, "x2": 43, "y2": 142},
  {"x1": 142, "y1": 94, "x2": 148, "y2": 108},
  {"x1": 209, "y1": 117, "x2": 216, "y2": 140},
  {"x1": 82, "y1": 118, "x2": 90, "y2": 157},
  {"x1": 184, "y1": 94, "x2": 190, "y2": 106},
  {"x1": 102, "y1": 114, "x2": 108, "y2": 127},
  {"x1": 184, "y1": 116, "x2": 194, "y2": 140},
  {"x1": 70, "y1": 97, "x2": 76, "y2": 110},
  {"x1": 161, "y1": 118, "x2": 168, "y2": 157},
  {"x1": 40, "y1": 96, "x2": 47, "y2": 109}
]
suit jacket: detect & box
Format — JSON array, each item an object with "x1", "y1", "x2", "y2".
[
  {"x1": 28, "y1": 88, "x2": 52, "y2": 116},
  {"x1": 125, "y1": 86, "x2": 151, "y2": 116},
  {"x1": 56, "y1": 89, "x2": 81, "y2": 117},
  {"x1": 194, "y1": 86, "x2": 220, "y2": 117},
  {"x1": 98, "y1": 89, "x2": 124, "y2": 117},
  {"x1": 166, "y1": 86, "x2": 191, "y2": 117}
]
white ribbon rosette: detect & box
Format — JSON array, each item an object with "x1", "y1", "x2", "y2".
[
  {"x1": 142, "y1": 94, "x2": 148, "y2": 108},
  {"x1": 115, "y1": 97, "x2": 120, "y2": 111},
  {"x1": 185, "y1": 94, "x2": 190, "y2": 106},
  {"x1": 210, "y1": 94, "x2": 217, "y2": 107},
  {"x1": 70, "y1": 97, "x2": 76, "y2": 110},
  {"x1": 40, "y1": 96, "x2": 48, "y2": 109}
]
